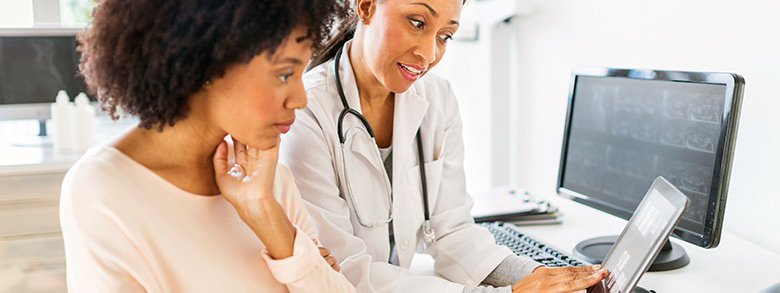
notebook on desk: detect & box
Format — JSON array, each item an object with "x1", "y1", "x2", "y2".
[{"x1": 471, "y1": 185, "x2": 559, "y2": 223}]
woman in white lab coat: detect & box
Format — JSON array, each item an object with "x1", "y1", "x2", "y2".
[{"x1": 280, "y1": 0, "x2": 608, "y2": 292}]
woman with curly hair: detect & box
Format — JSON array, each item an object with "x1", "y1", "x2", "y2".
[{"x1": 59, "y1": 1, "x2": 355, "y2": 292}]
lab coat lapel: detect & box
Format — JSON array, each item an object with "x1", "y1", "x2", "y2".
[
  {"x1": 391, "y1": 88, "x2": 428, "y2": 185},
  {"x1": 391, "y1": 87, "x2": 429, "y2": 268}
]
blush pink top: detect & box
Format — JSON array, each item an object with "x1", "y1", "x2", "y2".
[{"x1": 59, "y1": 146, "x2": 355, "y2": 292}]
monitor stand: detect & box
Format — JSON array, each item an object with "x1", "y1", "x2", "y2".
[
  {"x1": 9, "y1": 120, "x2": 53, "y2": 147},
  {"x1": 38, "y1": 120, "x2": 47, "y2": 136},
  {"x1": 573, "y1": 235, "x2": 690, "y2": 272}
]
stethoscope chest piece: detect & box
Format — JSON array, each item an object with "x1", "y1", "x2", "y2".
[{"x1": 423, "y1": 220, "x2": 436, "y2": 246}]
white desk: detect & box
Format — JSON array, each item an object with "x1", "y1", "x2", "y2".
[
  {"x1": 0, "y1": 119, "x2": 134, "y2": 176},
  {"x1": 410, "y1": 193, "x2": 780, "y2": 292}
]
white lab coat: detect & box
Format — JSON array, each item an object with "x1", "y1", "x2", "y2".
[{"x1": 280, "y1": 43, "x2": 514, "y2": 292}]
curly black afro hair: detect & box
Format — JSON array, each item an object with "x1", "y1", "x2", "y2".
[{"x1": 78, "y1": 0, "x2": 348, "y2": 130}]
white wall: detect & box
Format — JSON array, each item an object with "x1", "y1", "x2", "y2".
[
  {"x1": 0, "y1": 0, "x2": 34, "y2": 27},
  {"x1": 437, "y1": 0, "x2": 780, "y2": 254},
  {"x1": 433, "y1": 39, "x2": 494, "y2": 195}
]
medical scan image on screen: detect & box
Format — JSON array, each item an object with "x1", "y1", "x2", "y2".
[{"x1": 562, "y1": 76, "x2": 727, "y2": 235}]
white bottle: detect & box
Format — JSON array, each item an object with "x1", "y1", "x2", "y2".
[
  {"x1": 50, "y1": 90, "x2": 75, "y2": 152},
  {"x1": 72, "y1": 93, "x2": 96, "y2": 151}
]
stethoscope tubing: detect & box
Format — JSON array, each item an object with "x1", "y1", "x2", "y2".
[{"x1": 333, "y1": 47, "x2": 433, "y2": 238}]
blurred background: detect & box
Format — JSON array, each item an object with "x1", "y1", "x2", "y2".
[{"x1": 0, "y1": 0, "x2": 778, "y2": 291}]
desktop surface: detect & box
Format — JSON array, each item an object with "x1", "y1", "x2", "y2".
[
  {"x1": 0, "y1": 118, "x2": 134, "y2": 176},
  {"x1": 518, "y1": 195, "x2": 778, "y2": 292},
  {"x1": 410, "y1": 193, "x2": 780, "y2": 292}
]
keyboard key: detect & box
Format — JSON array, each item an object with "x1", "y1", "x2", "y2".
[{"x1": 481, "y1": 222, "x2": 588, "y2": 269}]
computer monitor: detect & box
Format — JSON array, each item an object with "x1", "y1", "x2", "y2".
[
  {"x1": 0, "y1": 27, "x2": 94, "y2": 125},
  {"x1": 556, "y1": 67, "x2": 744, "y2": 271}
]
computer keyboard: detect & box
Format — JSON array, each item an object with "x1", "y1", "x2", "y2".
[{"x1": 481, "y1": 222, "x2": 589, "y2": 267}]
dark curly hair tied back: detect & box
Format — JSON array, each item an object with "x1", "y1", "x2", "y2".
[
  {"x1": 78, "y1": 0, "x2": 349, "y2": 130},
  {"x1": 309, "y1": 0, "x2": 469, "y2": 70}
]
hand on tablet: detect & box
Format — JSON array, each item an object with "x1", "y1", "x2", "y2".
[{"x1": 511, "y1": 265, "x2": 608, "y2": 293}]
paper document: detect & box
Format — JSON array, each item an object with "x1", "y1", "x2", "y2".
[{"x1": 471, "y1": 185, "x2": 552, "y2": 219}]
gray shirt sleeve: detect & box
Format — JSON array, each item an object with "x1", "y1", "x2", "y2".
[
  {"x1": 461, "y1": 255, "x2": 544, "y2": 292},
  {"x1": 484, "y1": 254, "x2": 544, "y2": 286},
  {"x1": 462, "y1": 285, "x2": 512, "y2": 293}
]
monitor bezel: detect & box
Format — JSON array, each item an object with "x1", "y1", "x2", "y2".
[
  {"x1": 0, "y1": 27, "x2": 87, "y2": 121},
  {"x1": 556, "y1": 67, "x2": 744, "y2": 249},
  {"x1": 0, "y1": 27, "x2": 82, "y2": 37}
]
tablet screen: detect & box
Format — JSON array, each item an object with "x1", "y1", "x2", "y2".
[
  {"x1": 606, "y1": 189, "x2": 676, "y2": 291},
  {"x1": 591, "y1": 178, "x2": 689, "y2": 293}
]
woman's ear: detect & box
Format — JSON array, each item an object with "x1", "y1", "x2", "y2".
[{"x1": 356, "y1": 0, "x2": 377, "y2": 24}]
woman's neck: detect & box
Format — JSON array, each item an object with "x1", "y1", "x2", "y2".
[
  {"x1": 114, "y1": 108, "x2": 227, "y2": 196},
  {"x1": 347, "y1": 39, "x2": 396, "y2": 147},
  {"x1": 348, "y1": 39, "x2": 393, "y2": 110}
]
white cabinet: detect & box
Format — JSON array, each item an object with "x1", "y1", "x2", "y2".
[
  {"x1": 0, "y1": 172, "x2": 68, "y2": 292},
  {"x1": 0, "y1": 118, "x2": 132, "y2": 291}
]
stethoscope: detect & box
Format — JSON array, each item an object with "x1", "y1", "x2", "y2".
[{"x1": 334, "y1": 47, "x2": 436, "y2": 245}]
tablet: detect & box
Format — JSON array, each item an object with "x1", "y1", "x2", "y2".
[{"x1": 589, "y1": 176, "x2": 690, "y2": 293}]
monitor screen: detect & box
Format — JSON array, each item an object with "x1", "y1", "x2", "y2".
[
  {"x1": 560, "y1": 75, "x2": 728, "y2": 240},
  {"x1": 0, "y1": 35, "x2": 91, "y2": 105}
]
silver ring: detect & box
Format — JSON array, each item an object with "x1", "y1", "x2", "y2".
[{"x1": 227, "y1": 163, "x2": 246, "y2": 179}]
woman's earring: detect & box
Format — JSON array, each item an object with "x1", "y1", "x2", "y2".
[{"x1": 203, "y1": 80, "x2": 212, "y2": 89}]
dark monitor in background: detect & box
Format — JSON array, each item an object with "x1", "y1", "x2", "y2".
[
  {"x1": 0, "y1": 28, "x2": 94, "y2": 123},
  {"x1": 556, "y1": 67, "x2": 744, "y2": 271}
]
